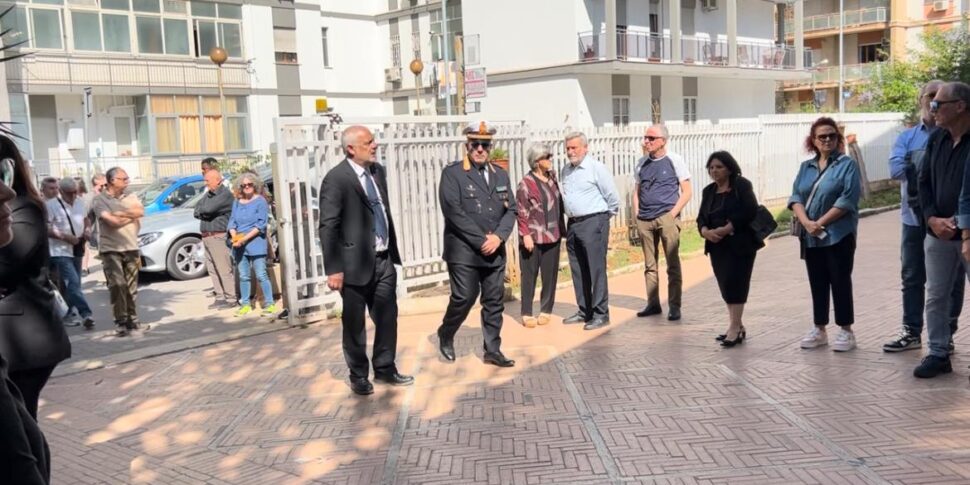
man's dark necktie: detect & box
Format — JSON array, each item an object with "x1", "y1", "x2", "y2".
[
  {"x1": 479, "y1": 165, "x2": 490, "y2": 187},
  {"x1": 363, "y1": 172, "x2": 389, "y2": 242}
]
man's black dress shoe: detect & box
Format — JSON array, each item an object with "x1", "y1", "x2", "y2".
[
  {"x1": 437, "y1": 329, "x2": 456, "y2": 361},
  {"x1": 374, "y1": 372, "x2": 415, "y2": 386},
  {"x1": 583, "y1": 318, "x2": 610, "y2": 330},
  {"x1": 350, "y1": 378, "x2": 374, "y2": 395},
  {"x1": 667, "y1": 307, "x2": 681, "y2": 321},
  {"x1": 637, "y1": 305, "x2": 662, "y2": 317},
  {"x1": 562, "y1": 313, "x2": 588, "y2": 324},
  {"x1": 483, "y1": 351, "x2": 515, "y2": 367}
]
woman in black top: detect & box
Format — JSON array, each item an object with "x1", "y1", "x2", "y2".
[
  {"x1": 0, "y1": 135, "x2": 71, "y2": 418},
  {"x1": 696, "y1": 151, "x2": 763, "y2": 347}
]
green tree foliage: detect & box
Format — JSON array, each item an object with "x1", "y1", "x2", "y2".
[{"x1": 856, "y1": 18, "x2": 970, "y2": 121}]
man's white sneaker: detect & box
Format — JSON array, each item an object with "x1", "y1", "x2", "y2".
[
  {"x1": 832, "y1": 329, "x2": 857, "y2": 352},
  {"x1": 800, "y1": 327, "x2": 828, "y2": 349}
]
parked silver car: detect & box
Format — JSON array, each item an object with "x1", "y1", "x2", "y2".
[{"x1": 137, "y1": 191, "x2": 208, "y2": 280}]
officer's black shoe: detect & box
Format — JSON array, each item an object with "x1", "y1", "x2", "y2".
[
  {"x1": 584, "y1": 318, "x2": 610, "y2": 330},
  {"x1": 350, "y1": 377, "x2": 374, "y2": 395},
  {"x1": 637, "y1": 305, "x2": 662, "y2": 317},
  {"x1": 562, "y1": 313, "x2": 587, "y2": 324},
  {"x1": 374, "y1": 372, "x2": 415, "y2": 386},
  {"x1": 437, "y1": 329, "x2": 456, "y2": 361},
  {"x1": 483, "y1": 351, "x2": 515, "y2": 367},
  {"x1": 667, "y1": 307, "x2": 682, "y2": 321}
]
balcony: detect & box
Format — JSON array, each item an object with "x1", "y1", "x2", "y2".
[
  {"x1": 784, "y1": 6, "x2": 888, "y2": 36},
  {"x1": 579, "y1": 31, "x2": 811, "y2": 70},
  {"x1": 5, "y1": 54, "x2": 252, "y2": 93},
  {"x1": 783, "y1": 62, "x2": 885, "y2": 89}
]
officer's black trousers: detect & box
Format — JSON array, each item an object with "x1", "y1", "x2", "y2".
[
  {"x1": 341, "y1": 252, "x2": 399, "y2": 379},
  {"x1": 439, "y1": 263, "x2": 505, "y2": 353},
  {"x1": 566, "y1": 212, "x2": 611, "y2": 320}
]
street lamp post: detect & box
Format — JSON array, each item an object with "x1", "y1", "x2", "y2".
[
  {"x1": 209, "y1": 46, "x2": 229, "y2": 164},
  {"x1": 838, "y1": 0, "x2": 845, "y2": 113},
  {"x1": 410, "y1": 58, "x2": 424, "y2": 115}
]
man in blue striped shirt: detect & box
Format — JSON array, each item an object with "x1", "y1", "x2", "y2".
[{"x1": 560, "y1": 132, "x2": 619, "y2": 330}]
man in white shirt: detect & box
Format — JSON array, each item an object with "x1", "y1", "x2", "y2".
[{"x1": 47, "y1": 178, "x2": 95, "y2": 329}]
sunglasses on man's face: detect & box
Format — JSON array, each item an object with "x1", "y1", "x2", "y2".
[
  {"x1": 469, "y1": 141, "x2": 492, "y2": 151},
  {"x1": 643, "y1": 136, "x2": 664, "y2": 142},
  {"x1": 0, "y1": 158, "x2": 13, "y2": 187},
  {"x1": 930, "y1": 99, "x2": 960, "y2": 111},
  {"x1": 240, "y1": 183, "x2": 255, "y2": 189}
]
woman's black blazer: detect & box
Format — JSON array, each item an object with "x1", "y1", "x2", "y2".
[
  {"x1": 696, "y1": 176, "x2": 764, "y2": 256},
  {"x1": 0, "y1": 196, "x2": 71, "y2": 372}
]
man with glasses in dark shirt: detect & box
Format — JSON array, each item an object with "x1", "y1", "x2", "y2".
[{"x1": 916, "y1": 81, "x2": 970, "y2": 378}]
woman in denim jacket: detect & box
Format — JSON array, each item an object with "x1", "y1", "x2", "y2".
[
  {"x1": 788, "y1": 117, "x2": 862, "y2": 352},
  {"x1": 228, "y1": 172, "x2": 277, "y2": 317}
]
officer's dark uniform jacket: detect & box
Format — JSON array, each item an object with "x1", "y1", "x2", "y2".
[{"x1": 439, "y1": 156, "x2": 517, "y2": 267}]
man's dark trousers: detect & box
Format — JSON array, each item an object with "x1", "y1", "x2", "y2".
[
  {"x1": 566, "y1": 212, "x2": 610, "y2": 320},
  {"x1": 439, "y1": 263, "x2": 505, "y2": 353},
  {"x1": 901, "y1": 222, "x2": 963, "y2": 336},
  {"x1": 341, "y1": 252, "x2": 398, "y2": 379}
]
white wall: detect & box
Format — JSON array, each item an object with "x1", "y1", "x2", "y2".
[
  {"x1": 321, "y1": 0, "x2": 384, "y2": 16},
  {"x1": 578, "y1": 74, "x2": 612, "y2": 126},
  {"x1": 322, "y1": 17, "x2": 384, "y2": 94},
  {"x1": 250, "y1": 94, "x2": 280, "y2": 155},
  {"x1": 480, "y1": 77, "x2": 584, "y2": 127},
  {"x1": 244, "y1": 5, "x2": 277, "y2": 91},
  {"x1": 660, "y1": 75, "x2": 683, "y2": 122},
  {"x1": 697, "y1": 78, "x2": 774, "y2": 121},
  {"x1": 463, "y1": 0, "x2": 579, "y2": 72},
  {"x1": 297, "y1": 8, "x2": 327, "y2": 93},
  {"x1": 630, "y1": 74, "x2": 653, "y2": 123}
]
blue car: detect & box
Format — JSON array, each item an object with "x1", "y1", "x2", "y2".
[{"x1": 137, "y1": 174, "x2": 206, "y2": 216}]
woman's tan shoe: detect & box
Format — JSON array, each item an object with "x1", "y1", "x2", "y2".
[
  {"x1": 523, "y1": 316, "x2": 538, "y2": 328},
  {"x1": 537, "y1": 313, "x2": 552, "y2": 326}
]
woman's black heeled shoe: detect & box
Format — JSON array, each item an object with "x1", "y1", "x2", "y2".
[
  {"x1": 716, "y1": 326, "x2": 745, "y2": 342},
  {"x1": 720, "y1": 327, "x2": 746, "y2": 348}
]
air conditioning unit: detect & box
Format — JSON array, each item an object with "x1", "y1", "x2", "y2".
[
  {"x1": 700, "y1": 0, "x2": 718, "y2": 11},
  {"x1": 932, "y1": 0, "x2": 949, "y2": 12},
  {"x1": 384, "y1": 67, "x2": 402, "y2": 83}
]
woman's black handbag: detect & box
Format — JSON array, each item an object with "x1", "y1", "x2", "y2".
[{"x1": 750, "y1": 205, "x2": 778, "y2": 243}]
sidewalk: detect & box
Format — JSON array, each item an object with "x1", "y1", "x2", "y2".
[{"x1": 42, "y1": 211, "x2": 970, "y2": 484}]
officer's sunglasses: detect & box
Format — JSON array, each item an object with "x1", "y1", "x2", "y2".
[{"x1": 469, "y1": 141, "x2": 492, "y2": 151}]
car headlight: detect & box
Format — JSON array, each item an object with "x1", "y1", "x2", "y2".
[{"x1": 138, "y1": 232, "x2": 162, "y2": 247}]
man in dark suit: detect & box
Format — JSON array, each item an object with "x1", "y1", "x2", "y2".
[
  {"x1": 437, "y1": 121, "x2": 517, "y2": 368},
  {"x1": 319, "y1": 125, "x2": 414, "y2": 396}
]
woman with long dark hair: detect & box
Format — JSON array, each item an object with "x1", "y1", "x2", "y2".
[
  {"x1": 697, "y1": 151, "x2": 763, "y2": 347},
  {"x1": 788, "y1": 117, "x2": 862, "y2": 352},
  {"x1": 0, "y1": 135, "x2": 72, "y2": 418}
]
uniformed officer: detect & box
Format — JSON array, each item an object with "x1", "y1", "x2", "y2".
[{"x1": 437, "y1": 121, "x2": 518, "y2": 367}]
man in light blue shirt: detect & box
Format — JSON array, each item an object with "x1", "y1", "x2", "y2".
[
  {"x1": 883, "y1": 79, "x2": 964, "y2": 354},
  {"x1": 560, "y1": 132, "x2": 619, "y2": 330}
]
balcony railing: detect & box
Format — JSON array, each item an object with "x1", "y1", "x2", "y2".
[
  {"x1": 579, "y1": 31, "x2": 810, "y2": 70},
  {"x1": 6, "y1": 55, "x2": 252, "y2": 91},
  {"x1": 785, "y1": 6, "x2": 888, "y2": 34},
  {"x1": 784, "y1": 62, "x2": 885, "y2": 88}
]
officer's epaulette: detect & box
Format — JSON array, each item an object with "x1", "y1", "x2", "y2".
[{"x1": 445, "y1": 160, "x2": 461, "y2": 167}]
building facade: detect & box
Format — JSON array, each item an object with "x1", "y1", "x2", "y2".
[
  {"x1": 781, "y1": 0, "x2": 969, "y2": 113},
  {"x1": 0, "y1": 0, "x2": 811, "y2": 180}
]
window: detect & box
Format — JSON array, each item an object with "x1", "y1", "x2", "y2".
[
  {"x1": 103, "y1": 14, "x2": 131, "y2": 52},
  {"x1": 430, "y1": 0, "x2": 462, "y2": 61},
  {"x1": 144, "y1": 95, "x2": 248, "y2": 154},
  {"x1": 102, "y1": 0, "x2": 130, "y2": 10},
  {"x1": 858, "y1": 43, "x2": 886, "y2": 63},
  {"x1": 133, "y1": 0, "x2": 159, "y2": 13},
  {"x1": 273, "y1": 27, "x2": 297, "y2": 64},
  {"x1": 612, "y1": 96, "x2": 630, "y2": 125},
  {"x1": 163, "y1": 18, "x2": 189, "y2": 54},
  {"x1": 31, "y1": 9, "x2": 62, "y2": 49},
  {"x1": 321, "y1": 27, "x2": 330, "y2": 67},
  {"x1": 683, "y1": 97, "x2": 698, "y2": 123},
  {"x1": 0, "y1": 7, "x2": 29, "y2": 45},
  {"x1": 71, "y1": 11, "x2": 102, "y2": 51},
  {"x1": 136, "y1": 17, "x2": 164, "y2": 53}
]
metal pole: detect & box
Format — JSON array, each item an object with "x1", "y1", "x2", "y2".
[
  {"x1": 218, "y1": 66, "x2": 228, "y2": 163},
  {"x1": 838, "y1": 0, "x2": 845, "y2": 113},
  {"x1": 82, "y1": 88, "x2": 92, "y2": 177},
  {"x1": 441, "y1": 0, "x2": 452, "y2": 116}
]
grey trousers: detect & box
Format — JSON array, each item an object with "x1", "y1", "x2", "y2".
[
  {"x1": 203, "y1": 234, "x2": 237, "y2": 302},
  {"x1": 923, "y1": 236, "x2": 968, "y2": 358}
]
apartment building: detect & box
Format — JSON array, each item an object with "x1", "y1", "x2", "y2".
[
  {"x1": 780, "y1": 0, "x2": 969, "y2": 113},
  {"x1": 0, "y1": 0, "x2": 810, "y2": 180}
]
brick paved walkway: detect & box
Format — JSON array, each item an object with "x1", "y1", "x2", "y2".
[{"x1": 41, "y1": 211, "x2": 970, "y2": 484}]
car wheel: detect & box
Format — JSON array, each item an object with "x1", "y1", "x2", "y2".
[{"x1": 167, "y1": 236, "x2": 207, "y2": 280}]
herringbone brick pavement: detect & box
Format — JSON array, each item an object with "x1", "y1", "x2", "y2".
[{"x1": 39, "y1": 211, "x2": 970, "y2": 484}]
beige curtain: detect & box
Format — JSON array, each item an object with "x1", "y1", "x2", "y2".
[
  {"x1": 179, "y1": 116, "x2": 201, "y2": 153},
  {"x1": 204, "y1": 115, "x2": 224, "y2": 153},
  {"x1": 156, "y1": 118, "x2": 178, "y2": 153},
  {"x1": 151, "y1": 96, "x2": 175, "y2": 114}
]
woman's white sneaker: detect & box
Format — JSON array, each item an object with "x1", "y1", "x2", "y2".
[
  {"x1": 832, "y1": 329, "x2": 857, "y2": 352},
  {"x1": 800, "y1": 327, "x2": 828, "y2": 349}
]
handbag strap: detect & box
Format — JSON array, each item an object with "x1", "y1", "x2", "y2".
[
  {"x1": 804, "y1": 154, "x2": 845, "y2": 210},
  {"x1": 56, "y1": 198, "x2": 77, "y2": 236}
]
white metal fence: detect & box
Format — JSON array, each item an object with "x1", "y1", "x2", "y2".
[{"x1": 273, "y1": 113, "x2": 904, "y2": 323}]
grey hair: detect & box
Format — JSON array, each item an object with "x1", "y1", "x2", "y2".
[
  {"x1": 948, "y1": 81, "x2": 970, "y2": 105},
  {"x1": 921, "y1": 79, "x2": 945, "y2": 99},
  {"x1": 41, "y1": 176, "x2": 57, "y2": 187},
  {"x1": 526, "y1": 144, "x2": 553, "y2": 170},
  {"x1": 564, "y1": 131, "x2": 588, "y2": 146},
  {"x1": 58, "y1": 177, "x2": 77, "y2": 192},
  {"x1": 649, "y1": 124, "x2": 670, "y2": 139},
  {"x1": 234, "y1": 171, "x2": 263, "y2": 195},
  {"x1": 340, "y1": 125, "x2": 369, "y2": 154}
]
